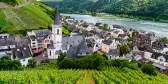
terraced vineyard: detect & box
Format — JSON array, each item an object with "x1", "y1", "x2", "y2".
[
  {"x1": 0, "y1": 2, "x2": 54, "y2": 30},
  {"x1": 0, "y1": 67, "x2": 168, "y2": 84}
]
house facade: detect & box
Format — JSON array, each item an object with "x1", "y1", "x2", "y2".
[
  {"x1": 133, "y1": 34, "x2": 151, "y2": 47},
  {"x1": 101, "y1": 39, "x2": 118, "y2": 53}
]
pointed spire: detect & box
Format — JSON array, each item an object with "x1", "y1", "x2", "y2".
[{"x1": 54, "y1": 5, "x2": 60, "y2": 25}]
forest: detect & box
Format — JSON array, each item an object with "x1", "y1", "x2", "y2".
[
  {"x1": 44, "y1": 0, "x2": 168, "y2": 22},
  {"x1": 0, "y1": 0, "x2": 17, "y2": 5}
]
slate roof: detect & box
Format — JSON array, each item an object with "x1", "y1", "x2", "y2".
[
  {"x1": 0, "y1": 38, "x2": 15, "y2": 46},
  {"x1": 48, "y1": 40, "x2": 54, "y2": 49},
  {"x1": 135, "y1": 34, "x2": 151, "y2": 40},
  {"x1": 11, "y1": 36, "x2": 32, "y2": 59},
  {"x1": 66, "y1": 39, "x2": 92, "y2": 58},
  {"x1": 12, "y1": 45, "x2": 32, "y2": 59},
  {"x1": 151, "y1": 52, "x2": 168, "y2": 62},
  {"x1": 62, "y1": 35, "x2": 84, "y2": 49},
  {"x1": 102, "y1": 40, "x2": 113, "y2": 45},
  {"x1": 54, "y1": 6, "x2": 60, "y2": 25},
  {"x1": 0, "y1": 36, "x2": 30, "y2": 46},
  {"x1": 33, "y1": 29, "x2": 51, "y2": 43},
  {"x1": 34, "y1": 29, "x2": 51, "y2": 37}
]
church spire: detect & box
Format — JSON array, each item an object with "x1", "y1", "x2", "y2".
[{"x1": 54, "y1": 6, "x2": 60, "y2": 25}]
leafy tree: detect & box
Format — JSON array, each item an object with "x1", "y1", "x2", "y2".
[
  {"x1": 45, "y1": 0, "x2": 168, "y2": 22},
  {"x1": 1, "y1": 56, "x2": 10, "y2": 60},
  {"x1": 161, "y1": 37, "x2": 168, "y2": 44},
  {"x1": 27, "y1": 58, "x2": 37, "y2": 68},
  {"x1": 120, "y1": 44, "x2": 129, "y2": 56},
  {"x1": 91, "y1": 12, "x2": 96, "y2": 16},
  {"x1": 142, "y1": 64, "x2": 157, "y2": 76},
  {"x1": 57, "y1": 52, "x2": 66, "y2": 64},
  {"x1": 58, "y1": 58, "x2": 75, "y2": 69},
  {"x1": 132, "y1": 32, "x2": 137, "y2": 37},
  {"x1": 103, "y1": 24, "x2": 108, "y2": 29},
  {"x1": 0, "y1": 0, "x2": 18, "y2": 5}
]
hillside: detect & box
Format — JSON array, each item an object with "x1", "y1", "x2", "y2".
[
  {"x1": 0, "y1": 1, "x2": 55, "y2": 35},
  {"x1": 0, "y1": 67, "x2": 168, "y2": 83},
  {"x1": 43, "y1": 0, "x2": 168, "y2": 22}
]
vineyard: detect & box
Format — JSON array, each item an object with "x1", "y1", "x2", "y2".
[
  {"x1": 0, "y1": 67, "x2": 168, "y2": 84},
  {"x1": 0, "y1": 1, "x2": 55, "y2": 35},
  {"x1": 1, "y1": 2, "x2": 53, "y2": 28}
]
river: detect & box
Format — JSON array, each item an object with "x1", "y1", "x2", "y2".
[{"x1": 61, "y1": 14, "x2": 168, "y2": 37}]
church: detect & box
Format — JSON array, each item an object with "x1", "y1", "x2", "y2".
[{"x1": 47, "y1": 7, "x2": 92, "y2": 59}]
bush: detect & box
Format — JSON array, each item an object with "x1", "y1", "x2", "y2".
[
  {"x1": 138, "y1": 62, "x2": 143, "y2": 68},
  {"x1": 0, "y1": 57, "x2": 22, "y2": 70},
  {"x1": 128, "y1": 63, "x2": 138, "y2": 70},
  {"x1": 27, "y1": 59, "x2": 37, "y2": 68},
  {"x1": 58, "y1": 53, "x2": 106, "y2": 70},
  {"x1": 120, "y1": 61, "x2": 129, "y2": 68},
  {"x1": 58, "y1": 58, "x2": 75, "y2": 69},
  {"x1": 142, "y1": 64, "x2": 157, "y2": 76}
]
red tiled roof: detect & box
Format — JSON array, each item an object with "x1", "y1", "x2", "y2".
[{"x1": 32, "y1": 49, "x2": 43, "y2": 53}]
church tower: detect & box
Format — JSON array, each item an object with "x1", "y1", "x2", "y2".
[
  {"x1": 52, "y1": 7, "x2": 62, "y2": 51},
  {"x1": 47, "y1": 6, "x2": 62, "y2": 59}
]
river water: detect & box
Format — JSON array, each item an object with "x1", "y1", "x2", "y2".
[{"x1": 61, "y1": 14, "x2": 168, "y2": 37}]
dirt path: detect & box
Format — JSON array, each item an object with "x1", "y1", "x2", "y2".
[
  {"x1": 86, "y1": 72, "x2": 95, "y2": 84},
  {"x1": 0, "y1": 2, "x2": 11, "y2": 8},
  {"x1": 76, "y1": 71, "x2": 85, "y2": 84},
  {"x1": 76, "y1": 71, "x2": 95, "y2": 84}
]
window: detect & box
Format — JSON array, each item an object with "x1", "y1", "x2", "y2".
[
  {"x1": 50, "y1": 50, "x2": 52, "y2": 56},
  {"x1": 57, "y1": 29, "x2": 59, "y2": 34}
]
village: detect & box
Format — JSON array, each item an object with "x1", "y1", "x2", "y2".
[{"x1": 0, "y1": 7, "x2": 168, "y2": 73}]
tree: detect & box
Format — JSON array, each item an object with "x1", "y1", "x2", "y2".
[
  {"x1": 161, "y1": 37, "x2": 168, "y2": 44},
  {"x1": 166, "y1": 51, "x2": 168, "y2": 55},
  {"x1": 132, "y1": 32, "x2": 137, "y2": 37},
  {"x1": 120, "y1": 44, "x2": 129, "y2": 56},
  {"x1": 57, "y1": 52, "x2": 66, "y2": 64},
  {"x1": 27, "y1": 58, "x2": 36, "y2": 68},
  {"x1": 91, "y1": 12, "x2": 96, "y2": 16},
  {"x1": 103, "y1": 24, "x2": 108, "y2": 29},
  {"x1": 58, "y1": 58, "x2": 75, "y2": 69},
  {"x1": 1, "y1": 56, "x2": 10, "y2": 60},
  {"x1": 142, "y1": 64, "x2": 157, "y2": 76}
]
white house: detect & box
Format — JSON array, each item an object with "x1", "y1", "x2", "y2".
[
  {"x1": 110, "y1": 29, "x2": 124, "y2": 38},
  {"x1": 144, "y1": 51, "x2": 168, "y2": 67}
]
